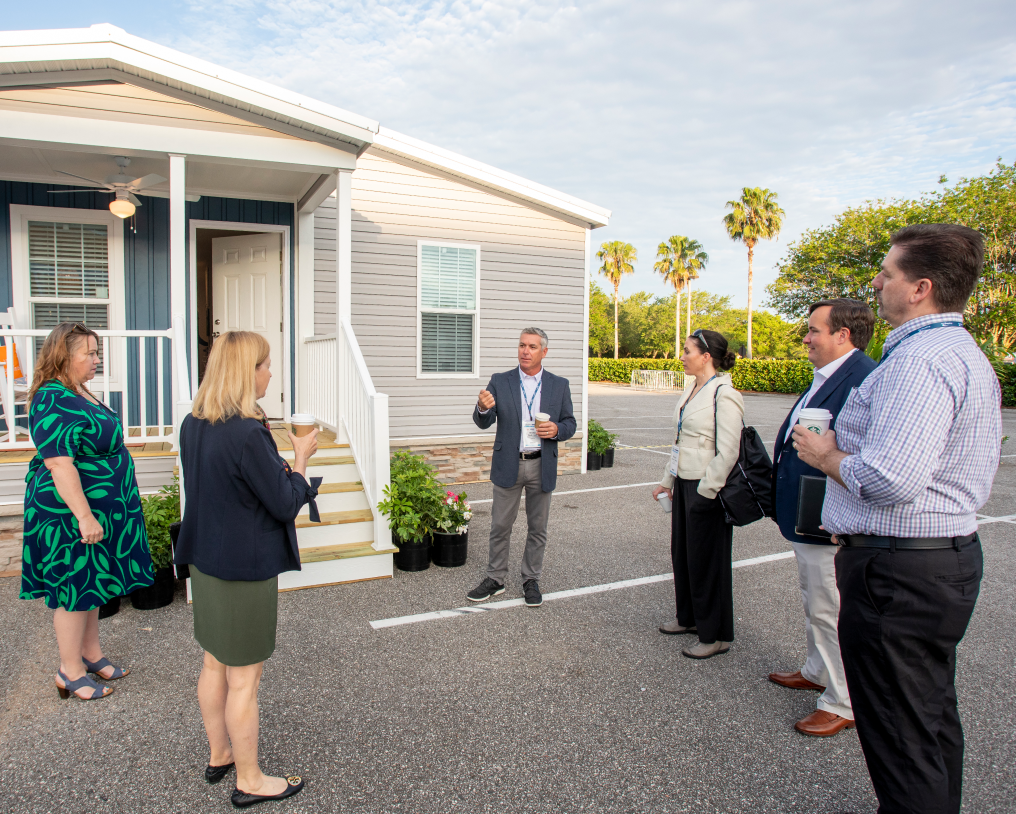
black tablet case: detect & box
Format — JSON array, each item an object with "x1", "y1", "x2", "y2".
[{"x1": 795, "y1": 475, "x2": 832, "y2": 540}]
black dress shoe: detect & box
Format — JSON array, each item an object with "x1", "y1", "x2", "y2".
[
  {"x1": 231, "y1": 776, "x2": 304, "y2": 808},
  {"x1": 205, "y1": 762, "x2": 235, "y2": 784}
]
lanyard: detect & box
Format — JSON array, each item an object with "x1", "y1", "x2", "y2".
[
  {"x1": 878, "y1": 321, "x2": 963, "y2": 366},
  {"x1": 520, "y1": 372, "x2": 542, "y2": 420},
  {"x1": 677, "y1": 375, "x2": 716, "y2": 440}
]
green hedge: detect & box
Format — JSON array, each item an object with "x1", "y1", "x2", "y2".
[{"x1": 590, "y1": 357, "x2": 1016, "y2": 405}]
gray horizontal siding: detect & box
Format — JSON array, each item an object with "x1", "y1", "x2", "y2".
[{"x1": 313, "y1": 153, "x2": 587, "y2": 439}]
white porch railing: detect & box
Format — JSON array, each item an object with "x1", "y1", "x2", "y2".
[
  {"x1": 337, "y1": 320, "x2": 392, "y2": 551},
  {"x1": 303, "y1": 333, "x2": 337, "y2": 431},
  {"x1": 2, "y1": 325, "x2": 185, "y2": 451}
]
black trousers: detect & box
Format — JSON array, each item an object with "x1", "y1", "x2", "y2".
[
  {"x1": 835, "y1": 536, "x2": 982, "y2": 814},
  {"x1": 671, "y1": 478, "x2": 734, "y2": 644}
]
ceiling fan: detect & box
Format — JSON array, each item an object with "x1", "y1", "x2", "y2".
[{"x1": 49, "y1": 156, "x2": 166, "y2": 218}]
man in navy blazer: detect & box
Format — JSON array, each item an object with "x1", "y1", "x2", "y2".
[
  {"x1": 467, "y1": 327, "x2": 576, "y2": 607},
  {"x1": 769, "y1": 298, "x2": 876, "y2": 737}
]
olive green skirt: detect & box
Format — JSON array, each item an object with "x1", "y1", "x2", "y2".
[{"x1": 190, "y1": 565, "x2": 278, "y2": 667}]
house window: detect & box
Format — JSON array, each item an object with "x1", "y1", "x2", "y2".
[
  {"x1": 418, "y1": 242, "x2": 479, "y2": 375},
  {"x1": 27, "y1": 221, "x2": 110, "y2": 362}
]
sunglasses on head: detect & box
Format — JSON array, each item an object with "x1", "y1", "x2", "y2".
[{"x1": 691, "y1": 329, "x2": 709, "y2": 350}]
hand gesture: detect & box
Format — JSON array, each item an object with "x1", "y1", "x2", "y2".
[
  {"x1": 78, "y1": 514, "x2": 104, "y2": 545},
  {"x1": 477, "y1": 389, "x2": 495, "y2": 411}
]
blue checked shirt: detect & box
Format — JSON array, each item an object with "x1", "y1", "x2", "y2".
[{"x1": 823, "y1": 312, "x2": 1002, "y2": 538}]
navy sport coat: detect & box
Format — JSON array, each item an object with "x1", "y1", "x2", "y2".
[
  {"x1": 472, "y1": 366, "x2": 576, "y2": 493},
  {"x1": 771, "y1": 351, "x2": 876, "y2": 545}
]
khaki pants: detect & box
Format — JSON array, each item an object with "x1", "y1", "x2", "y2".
[{"x1": 485, "y1": 456, "x2": 553, "y2": 584}]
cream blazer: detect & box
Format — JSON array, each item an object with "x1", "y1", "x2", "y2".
[{"x1": 660, "y1": 373, "x2": 745, "y2": 499}]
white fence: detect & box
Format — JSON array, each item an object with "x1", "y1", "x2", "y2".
[
  {"x1": 337, "y1": 319, "x2": 392, "y2": 551},
  {"x1": 303, "y1": 333, "x2": 338, "y2": 431},
  {"x1": 2, "y1": 326, "x2": 182, "y2": 450},
  {"x1": 630, "y1": 369, "x2": 686, "y2": 391}
]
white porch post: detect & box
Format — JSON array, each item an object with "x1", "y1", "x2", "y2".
[
  {"x1": 296, "y1": 210, "x2": 315, "y2": 413},
  {"x1": 582, "y1": 227, "x2": 591, "y2": 474},
  {"x1": 169, "y1": 154, "x2": 189, "y2": 449},
  {"x1": 335, "y1": 169, "x2": 353, "y2": 437}
]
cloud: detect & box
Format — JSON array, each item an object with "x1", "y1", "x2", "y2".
[{"x1": 121, "y1": 2, "x2": 1016, "y2": 306}]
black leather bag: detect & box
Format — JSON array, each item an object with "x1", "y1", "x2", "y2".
[
  {"x1": 795, "y1": 475, "x2": 832, "y2": 540},
  {"x1": 713, "y1": 385, "x2": 774, "y2": 526}
]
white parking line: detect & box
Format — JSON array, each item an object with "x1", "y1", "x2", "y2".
[
  {"x1": 470, "y1": 481, "x2": 661, "y2": 505},
  {"x1": 370, "y1": 551, "x2": 796, "y2": 630},
  {"x1": 977, "y1": 513, "x2": 1016, "y2": 524},
  {"x1": 617, "y1": 443, "x2": 671, "y2": 456}
]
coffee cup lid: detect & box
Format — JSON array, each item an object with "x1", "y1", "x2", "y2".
[
  {"x1": 798, "y1": 408, "x2": 832, "y2": 419},
  {"x1": 534, "y1": 412, "x2": 550, "y2": 420},
  {"x1": 291, "y1": 413, "x2": 315, "y2": 423}
]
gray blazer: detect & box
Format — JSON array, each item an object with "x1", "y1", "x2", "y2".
[{"x1": 472, "y1": 367, "x2": 577, "y2": 492}]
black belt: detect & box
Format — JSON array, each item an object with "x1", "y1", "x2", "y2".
[
  {"x1": 837, "y1": 532, "x2": 977, "y2": 551},
  {"x1": 520, "y1": 450, "x2": 542, "y2": 460}
]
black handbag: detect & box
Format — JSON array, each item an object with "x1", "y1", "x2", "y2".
[{"x1": 712, "y1": 385, "x2": 774, "y2": 526}]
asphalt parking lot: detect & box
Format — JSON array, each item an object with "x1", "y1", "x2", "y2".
[{"x1": 0, "y1": 384, "x2": 1013, "y2": 814}]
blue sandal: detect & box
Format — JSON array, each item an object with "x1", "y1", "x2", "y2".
[
  {"x1": 83, "y1": 657, "x2": 129, "y2": 681},
  {"x1": 56, "y1": 669, "x2": 113, "y2": 700}
]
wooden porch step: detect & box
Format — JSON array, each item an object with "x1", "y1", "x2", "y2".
[
  {"x1": 295, "y1": 508, "x2": 373, "y2": 529},
  {"x1": 305, "y1": 455, "x2": 354, "y2": 467},
  {"x1": 299, "y1": 540, "x2": 383, "y2": 564},
  {"x1": 319, "y1": 481, "x2": 362, "y2": 494}
]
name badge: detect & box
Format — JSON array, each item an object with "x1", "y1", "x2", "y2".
[
  {"x1": 668, "y1": 443, "x2": 680, "y2": 477},
  {"x1": 522, "y1": 421, "x2": 541, "y2": 449}
]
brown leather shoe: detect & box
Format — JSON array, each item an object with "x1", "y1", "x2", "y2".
[
  {"x1": 768, "y1": 670, "x2": 825, "y2": 691},
  {"x1": 794, "y1": 709, "x2": 855, "y2": 737}
]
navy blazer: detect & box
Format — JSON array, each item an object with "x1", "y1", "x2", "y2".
[
  {"x1": 473, "y1": 367, "x2": 577, "y2": 492},
  {"x1": 175, "y1": 414, "x2": 317, "y2": 581},
  {"x1": 771, "y1": 350, "x2": 876, "y2": 545}
]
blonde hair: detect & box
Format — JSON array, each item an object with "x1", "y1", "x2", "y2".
[
  {"x1": 28, "y1": 322, "x2": 100, "y2": 404},
  {"x1": 191, "y1": 331, "x2": 270, "y2": 423}
]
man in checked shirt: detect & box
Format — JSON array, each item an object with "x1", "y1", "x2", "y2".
[{"x1": 793, "y1": 224, "x2": 1001, "y2": 814}]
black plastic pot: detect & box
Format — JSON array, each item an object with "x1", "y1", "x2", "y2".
[
  {"x1": 394, "y1": 538, "x2": 431, "y2": 572},
  {"x1": 587, "y1": 450, "x2": 601, "y2": 471},
  {"x1": 130, "y1": 567, "x2": 175, "y2": 610},
  {"x1": 603, "y1": 447, "x2": 615, "y2": 468},
  {"x1": 431, "y1": 529, "x2": 468, "y2": 568},
  {"x1": 98, "y1": 596, "x2": 121, "y2": 619}
]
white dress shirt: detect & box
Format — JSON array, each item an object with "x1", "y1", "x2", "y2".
[
  {"x1": 784, "y1": 349, "x2": 857, "y2": 443},
  {"x1": 519, "y1": 366, "x2": 543, "y2": 451}
]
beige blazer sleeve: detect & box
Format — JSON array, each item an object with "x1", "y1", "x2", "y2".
[{"x1": 697, "y1": 385, "x2": 745, "y2": 499}]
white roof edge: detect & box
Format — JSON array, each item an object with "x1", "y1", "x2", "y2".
[
  {"x1": 0, "y1": 24, "x2": 379, "y2": 139},
  {"x1": 373, "y1": 127, "x2": 611, "y2": 228}
]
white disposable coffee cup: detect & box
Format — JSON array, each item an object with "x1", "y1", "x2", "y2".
[
  {"x1": 797, "y1": 408, "x2": 833, "y2": 435},
  {"x1": 656, "y1": 492, "x2": 673, "y2": 513},
  {"x1": 291, "y1": 413, "x2": 316, "y2": 437},
  {"x1": 534, "y1": 411, "x2": 550, "y2": 427}
]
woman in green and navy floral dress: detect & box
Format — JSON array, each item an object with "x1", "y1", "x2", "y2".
[{"x1": 21, "y1": 323, "x2": 153, "y2": 701}]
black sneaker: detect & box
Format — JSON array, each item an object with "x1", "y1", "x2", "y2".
[
  {"x1": 467, "y1": 577, "x2": 505, "y2": 602},
  {"x1": 523, "y1": 579, "x2": 543, "y2": 607}
]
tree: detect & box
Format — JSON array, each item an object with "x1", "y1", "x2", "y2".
[
  {"x1": 654, "y1": 235, "x2": 708, "y2": 356},
  {"x1": 588, "y1": 282, "x2": 615, "y2": 357},
  {"x1": 724, "y1": 187, "x2": 785, "y2": 358},
  {"x1": 597, "y1": 240, "x2": 637, "y2": 359}
]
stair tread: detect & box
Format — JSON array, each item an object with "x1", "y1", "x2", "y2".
[
  {"x1": 318, "y1": 481, "x2": 363, "y2": 494},
  {"x1": 304, "y1": 455, "x2": 355, "y2": 467},
  {"x1": 299, "y1": 541, "x2": 385, "y2": 563},
  {"x1": 295, "y1": 508, "x2": 373, "y2": 528}
]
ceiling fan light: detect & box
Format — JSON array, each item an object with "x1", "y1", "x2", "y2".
[{"x1": 109, "y1": 198, "x2": 135, "y2": 219}]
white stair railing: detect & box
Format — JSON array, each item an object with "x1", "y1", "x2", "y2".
[
  {"x1": 302, "y1": 333, "x2": 337, "y2": 431},
  {"x1": 2, "y1": 326, "x2": 179, "y2": 450},
  {"x1": 337, "y1": 319, "x2": 393, "y2": 551}
]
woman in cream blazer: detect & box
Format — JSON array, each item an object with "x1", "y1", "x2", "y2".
[{"x1": 653, "y1": 329, "x2": 744, "y2": 659}]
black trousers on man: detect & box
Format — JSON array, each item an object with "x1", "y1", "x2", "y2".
[
  {"x1": 671, "y1": 478, "x2": 734, "y2": 644},
  {"x1": 835, "y1": 536, "x2": 982, "y2": 814}
]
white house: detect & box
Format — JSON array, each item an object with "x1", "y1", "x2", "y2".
[{"x1": 0, "y1": 24, "x2": 610, "y2": 589}]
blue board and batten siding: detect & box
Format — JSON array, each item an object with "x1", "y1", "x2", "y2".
[{"x1": 1, "y1": 182, "x2": 295, "y2": 424}]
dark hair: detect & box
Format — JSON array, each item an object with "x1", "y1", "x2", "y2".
[
  {"x1": 889, "y1": 224, "x2": 984, "y2": 312},
  {"x1": 808, "y1": 298, "x2": 876, "y2": 351},
  {"x1": 690, "y1": 329, "x2": 737, "y2": 370}
]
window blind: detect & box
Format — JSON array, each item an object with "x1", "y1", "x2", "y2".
[
  {"x1": 421, "y1": 245, "x2": 476, "y2": 310},
  {"x1": 421, "y1": 313, "x2": 474, "y2": 373}
]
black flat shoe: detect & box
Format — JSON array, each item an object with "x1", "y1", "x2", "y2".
[
  {"x1": 231, "y1": 776, "x2": 304, "y2": 808},
  {"x1": 205, "y1": 762, "x2": 235, "y2": 784}
]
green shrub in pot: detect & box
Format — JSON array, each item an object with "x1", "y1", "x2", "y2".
[
  {"x1": 377, "y1": 451, "x2": 444, "y2": 544},
  {"x1": 587, "y1": 419, "x2": 613, "y2": 456},
  {"x1": 140, "y1": 477, "x2": 180, "y2": 570}
]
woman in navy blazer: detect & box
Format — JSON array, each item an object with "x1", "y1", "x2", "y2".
[{"x1": 175, "y1": 331, "x2": 318, "y2": 808}]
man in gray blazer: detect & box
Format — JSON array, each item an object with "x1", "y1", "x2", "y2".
[{"x1": 467, "y1": 327, "x2": 577, "y2": 607}]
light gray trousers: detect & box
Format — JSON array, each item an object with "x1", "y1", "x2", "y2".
[{"x1": 486, "y1": 456, "x2": 553, "y2": 584}]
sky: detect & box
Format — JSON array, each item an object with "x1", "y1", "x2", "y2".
[{"x1": 7, "y1": 1, "x2": 1016, "y2": 311}]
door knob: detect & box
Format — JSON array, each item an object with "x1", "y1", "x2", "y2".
[{"x1": 214, "y1": 319, "x2": 221, "y2": 325}]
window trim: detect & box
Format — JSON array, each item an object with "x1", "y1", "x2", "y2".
[
  {"x1": 416, "y1": 239, "x2": 481, "y2": 379},
  {"x1": 9, "y1": 204, "x2": 126, "y2": 388}
]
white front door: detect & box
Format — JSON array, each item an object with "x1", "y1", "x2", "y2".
[{"x1": 212, "y1": 232, "x2": 284, "y2": 418}]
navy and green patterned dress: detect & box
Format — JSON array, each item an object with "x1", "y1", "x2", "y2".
[{"x1": 21, "y1": 380, "x2": 153, "y2": 612}]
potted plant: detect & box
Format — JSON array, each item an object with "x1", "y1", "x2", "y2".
[
  {"x1": 602, "y1": 428, "x2": 619, "y2": 468},
  {"x1": 587, "y1": 419, "x2": 609, "y2": 470},
  {"x1": 378, "y1": 451, "x2": 443, "y2": 572},
  {"x1": 431, "y1": 490, "x2": 471, "y2": 567},
  {"x1": 131, "y1": 479, "x2": 179, "y2": 610}
]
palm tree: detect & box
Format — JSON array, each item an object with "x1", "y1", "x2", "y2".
[
  {"x1": 597, "y1": 241, "x2": 637, "y2": 359},
  {"x1": 654, "y1": 236, "x2": 708, "y2": 357},
  {"x1": 723, "y1": 187, "x2": 785, "y2": 358}
]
